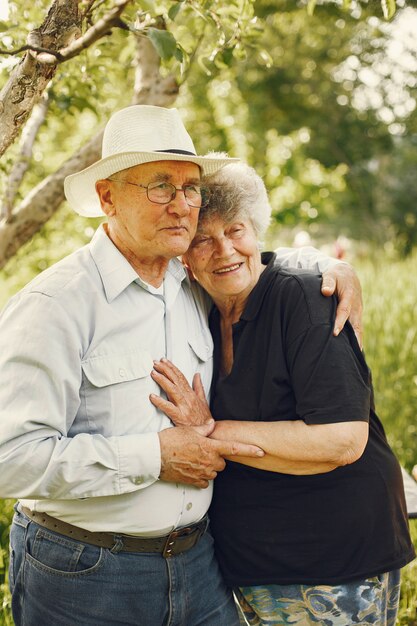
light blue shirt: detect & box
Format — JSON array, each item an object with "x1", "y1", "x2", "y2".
[
  {"x1": 0, "y1": 226, "x2": 333, "y2": 534},
  {"x1": 0, "y1": 226, "x2": 214, "y2": 535}
]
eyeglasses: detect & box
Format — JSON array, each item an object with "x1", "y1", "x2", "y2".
[{"x1": 108, "y1": 178, "x2": 210, "y2": 208}]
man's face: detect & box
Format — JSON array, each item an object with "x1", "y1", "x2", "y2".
[{"x1": 98, "y1": 160, "x2": 202, "y2": 264}]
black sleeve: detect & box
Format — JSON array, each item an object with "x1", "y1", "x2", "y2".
[{"x1": 282, "y1": 272, "x2": 371, "y2": 425}]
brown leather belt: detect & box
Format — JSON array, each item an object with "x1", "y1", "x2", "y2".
[{"x1": 21, "y1": 506, "x2": 208, "y2": 558}]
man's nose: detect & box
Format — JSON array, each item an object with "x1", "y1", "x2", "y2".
[{"x1": 166, "y1": 189, "x2": 191, "y2": 216}]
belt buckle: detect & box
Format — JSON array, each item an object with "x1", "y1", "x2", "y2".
[{"x1": 162, "y1": 519, "x2": 206, "y2": 559}]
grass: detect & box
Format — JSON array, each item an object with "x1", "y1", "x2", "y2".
[
  {"x1": 0, "y1": 500, "x2": 13, "y2": 624},
  {"x1": 0, "y1": 250, "x2": 417, "y2": 624},
  {"x1": 358, "y1": 251, "x2": 417, "y2": 624},
  {"x1": 359, "y1": 253, "x2": 417, "y2": 474}
]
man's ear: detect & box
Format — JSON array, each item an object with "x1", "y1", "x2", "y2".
[{"x1": 96, "y1": 179, "x2": 116, "y2": 216}]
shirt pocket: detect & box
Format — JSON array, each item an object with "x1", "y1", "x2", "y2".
[
  {"x1": 80, "y1": 351, "x2": 161, "y2": 436},
  {"x1": 186, "y1": 332, "x2": 214, "y2": 398},
  {"x1": 82, "y1": 351, "x2": 153, "y2": 386}
]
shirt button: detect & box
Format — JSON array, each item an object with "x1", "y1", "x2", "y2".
[
  {"x1": 119, "y1": 368, "x2": 126, "y2": 377},
  {"x1": 186, "y1": 502, "x2": 192, "y2": 511},
  {"x1": 133, "y1": 476, "x2": 143, "y2": 485}
]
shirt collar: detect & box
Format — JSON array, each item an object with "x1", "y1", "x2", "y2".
[
  {"x1": 89, "y1": 225, "x2": 187, "y2": 303},
  {"x1": 239, "y1": 252, "x2": 277, "y2": 322}
]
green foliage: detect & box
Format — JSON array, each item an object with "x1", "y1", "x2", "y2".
[
  {"x1": 399, "y1": 519, "x2": 417, "y2": 626},
  {"x1": 360, "y1": 251, "x2": 417, "y2": 471},
  {"x1": 306, "y1": 0, "x2": 398, "y2": 21},
  {"x1": 147, "y1": 28, "x2": 178, "y2": 60},
  {"x1": 382, "y1": 0, "x2": 398, "y2": 20},
  {"x1": 0, "y1": 500, "x2": 13, "y2": 625},
  {"x1": 1, "y1": 0, "x2": 417, "y2": 256},
  {"x1": 179, "y1": 1, "x2": 417, "y2": 254}
]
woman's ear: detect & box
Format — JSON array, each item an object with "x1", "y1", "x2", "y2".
[
  {"x1": 181, "y1": 255, "x2": 196, "y2": 281},
  {"x1": 95, "y1": 179, "x2": 116, "y2": 217}
]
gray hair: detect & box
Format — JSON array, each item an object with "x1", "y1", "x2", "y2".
[{"x1": 201, "y1": 155, "x2": 272, "y2": 237}]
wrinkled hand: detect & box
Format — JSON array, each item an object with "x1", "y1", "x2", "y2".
[
  {"x1": 158, "y1": 423, "x2": 264, "y2": 488},
  {"x1": 150, "y1": 358, "x2": 212, "y2": 426},
  {"x1": 321, "y1": 262, "x2": 363, "y2": 348}
]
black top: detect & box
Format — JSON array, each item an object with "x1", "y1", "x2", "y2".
[{"x1": 209, "y1": 252, "x2": 415, "y2": 587}]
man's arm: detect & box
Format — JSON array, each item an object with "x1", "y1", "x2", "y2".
[
  {"x1": 158, "y1": 423, "x2": 263, "y2": 489},
  {"x1": 275, "y1": 246, "x2": 363, "y2": 347},
  {"x1": 0, "y1": 292, "x2": 162, "y2": 499},
  {"x1": 0, "y1": 293, "x2": 263, "y2": 499},
  {"x1": 274, "y1": 245, "x2": 340, "y2": 272}
]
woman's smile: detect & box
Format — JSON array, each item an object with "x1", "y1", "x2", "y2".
[{"x1": 212, "y1": 262, "x2": 244, "y2": 275}]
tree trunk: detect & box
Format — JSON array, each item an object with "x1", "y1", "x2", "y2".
[{"x1": 0, "y1": 0, "x2": 81, "y2": 157}]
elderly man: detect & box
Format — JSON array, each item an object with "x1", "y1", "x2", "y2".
[{"x1": 0, "y1": 105, "x2": 362, "y2": 626}]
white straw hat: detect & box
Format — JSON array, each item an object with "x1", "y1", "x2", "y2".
[{"x1": 64, "y1": 105, "x2": 238, "y2": 217}]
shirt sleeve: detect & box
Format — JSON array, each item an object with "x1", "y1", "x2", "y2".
[
  {"x1": 274, "y1": 245, "x2": 341, "y2": 272},
  {"x1": 282, "y1": 274, "x2": 371, "y2": 425},
  {"x1": 0, "y1": 291, "x2": 161, "y2": 500}
]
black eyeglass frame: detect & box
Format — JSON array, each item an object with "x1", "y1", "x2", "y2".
[{"x1": 108, "y1": 178, "x2": 210, "y2": 209}]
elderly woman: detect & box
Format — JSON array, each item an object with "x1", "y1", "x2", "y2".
[{"x1": 150, "y1": 160, "x2": 415, "y2": 625}]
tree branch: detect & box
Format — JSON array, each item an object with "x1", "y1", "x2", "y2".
[
  {"x1": 0, "y1": 132, "x2": 103, "y2": 267},
  {"x1": 0, "y1": 45, "x2": 63, "y2": 58},
  {"x1": 1, "y1": 91, "x2": 50, "y2": 221},
  {"x1": 34, "y1": 0, "x2": 132, "y2": 66},
  {"x1": 0, "y1": 0, "x2": 81, "y2": 157},
  {"x1": 131, "y1": 26, "x2": 179, "y2": 106}
]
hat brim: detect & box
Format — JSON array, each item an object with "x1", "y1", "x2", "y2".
[{"x1": 64, "y1": 151, "x2": 238, "y2": 217}]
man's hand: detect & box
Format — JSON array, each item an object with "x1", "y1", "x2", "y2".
[
  {"x1": 151, "y1": 359, "x2": 212, "y2": 426},
  {"x1": 321, "y1": 262, "x2": 363, "y2": 348},
  {"x1": 412, "y1": 465, "x2": 417, "y2": 482},
  {"x1": 158, "y1": 423, "x2": 264, "y2": 488}
]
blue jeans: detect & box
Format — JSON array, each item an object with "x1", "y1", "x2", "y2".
[{"x1": 9, "y1": 506, "x2": 240, "y2": 626}]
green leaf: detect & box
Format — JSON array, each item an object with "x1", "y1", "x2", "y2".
[
  {"x1": 220, "y1": 47, "x2": 234, "y2": 67},
  {"x1": 381, "y1": 0, "x2": 396, "y2": 20},
  {"x1": 71, "y1": 97, "x2": 99, "y2": 114},
  {"x1": 174, "y1": 46, "x2": 183, "y2": 62},
  {"x1": 307, "y1": 0, "x2": 317, "y2": 17},
  {"x1": 147, "y1": 28, "x2": 177, "y2": 60},
  {"x1": 0, "y1": 20, "x2": 13, "y2": 32},
  {"x1": 139, "y1": 0, "x2": 156, "y2": 13},
  {"x1": 168, "y1": 2, "x2": 183, "y2": 21}
]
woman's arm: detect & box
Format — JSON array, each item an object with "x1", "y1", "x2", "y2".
[
  {"x1": 209, "y1": 419, "x2": 369, "y2": 474},
  {"x1": 150, "y1": 359, "x2": 369, "y2": 475}
]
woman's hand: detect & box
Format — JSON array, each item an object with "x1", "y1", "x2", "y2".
[{"x1": 150, "y1": 358, "x2": 213, "y2": 426}]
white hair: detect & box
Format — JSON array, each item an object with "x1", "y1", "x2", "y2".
[{"x1": 201, "y1": 155, "x2": 272, "y2": 238}]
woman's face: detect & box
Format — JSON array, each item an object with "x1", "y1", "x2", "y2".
[{"x1": 183, "y1": 214, "x2": 264, "y2": 303}]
